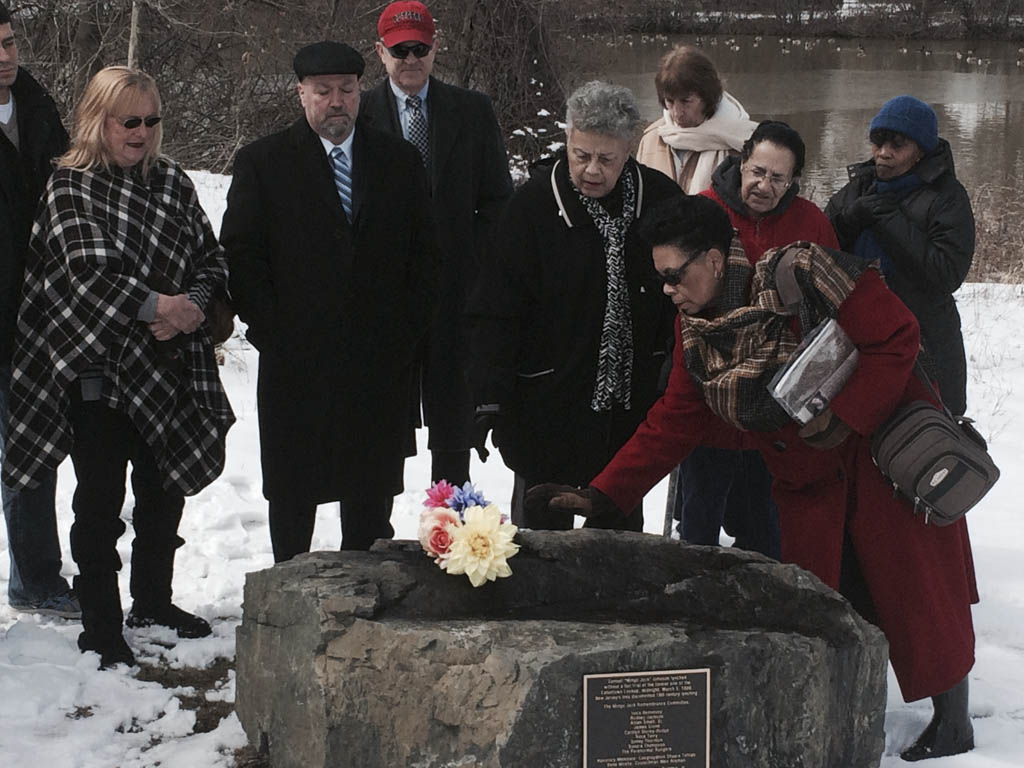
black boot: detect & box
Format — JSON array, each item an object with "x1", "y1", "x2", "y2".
[
  {"x1": 900, "y1": 676, "x2": 974, "y2": 761},
  {"x1": 127, "y1": 537, "x2": 211, "y2": 638},
  {"x1": 74, "y1": 573, "x2": 136, "y2": 668},
  {"x1": 126, "y1": 602, "x2": 212, "y2": 638}
]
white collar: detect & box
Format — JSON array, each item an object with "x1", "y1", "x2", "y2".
[
  {"x1": 389, "y1": 78, "x2": 429, "y2": 109},
  {"x1": 319, "y1": 128, "x2": 355, "y2": 161}
]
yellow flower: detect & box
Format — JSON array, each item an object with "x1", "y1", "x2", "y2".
[{"x1": 442, "y1": 504, "x2": 519, "y2": 587}]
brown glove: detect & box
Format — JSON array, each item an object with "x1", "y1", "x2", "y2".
[
  {"x1": 523, "y1": 483, "x2": 622, "y2": 523},
  {"x1": 798, "y1": 408, "x2": 854, "y2": 450}
]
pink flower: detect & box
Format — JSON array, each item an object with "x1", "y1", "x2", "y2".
[
  {"x1": 424, "y1": 480, "x2": 456, "y2": 509},
  {"x1": 418, "y1": 506, "x2": 460, "y2": 560}
]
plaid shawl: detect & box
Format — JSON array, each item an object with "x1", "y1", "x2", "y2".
[
  {"x1": 1, "y1": 158, "x2": 235, "y2": 495},
  {"x1": 680, "y1": 240, "x2": 867, "y2": 431}
]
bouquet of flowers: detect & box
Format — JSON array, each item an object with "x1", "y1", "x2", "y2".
[{"x1": 418, "y1": 481, "x2": 520, "y2": 587}]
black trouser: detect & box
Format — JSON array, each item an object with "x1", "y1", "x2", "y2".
[
  {"x1": 68, "y1": 397, "x2": 185, "y2": 639},
  {"x1": 431, "y1": 449, "x2": 470, "y2": 487},
  {"x1": 268, "y1": 496, "x2": 395, "y2": 562}
]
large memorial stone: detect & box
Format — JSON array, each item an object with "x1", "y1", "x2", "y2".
[{"x1": 236, "y1": 530, "x2": 887, "y2": 768}]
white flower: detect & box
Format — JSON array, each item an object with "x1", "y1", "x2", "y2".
[{"x1": 442, "y1": 504, "x2": 520, "y2": 587}]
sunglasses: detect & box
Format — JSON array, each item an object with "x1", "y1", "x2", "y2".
[
  {"x1": 118, "y1": 115, "x2": 162, "y2": 129},
  {"x1": 387, "y1": 42, "x2": 432, "y2": 59},
  {"x1": 657, "y1": 251, "x2": 706, "y2": 286}
]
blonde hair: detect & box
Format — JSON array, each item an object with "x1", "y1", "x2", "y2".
[{"x1": 60, "y1": 66, "x2": 163, "y2": 174}]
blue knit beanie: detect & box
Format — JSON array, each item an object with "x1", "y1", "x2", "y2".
[{"x1": 869, "y1": 96, "x2": 938, "y2": 153}]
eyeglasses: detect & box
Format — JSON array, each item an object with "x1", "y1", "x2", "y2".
[
  {"x1": 743, "y1": 164, "x2": 792, "y2": 191},
  {"x1": 387, "y1": 42, "x2": 432, "y2": 59},
  {"x1": 657, "y1": 251, "x2": 706, "y2": 286},
  {"x1": 118, "y1": 115, "x2": 162, "y2": 129}
]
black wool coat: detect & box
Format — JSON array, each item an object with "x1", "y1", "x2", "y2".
[
  {"x1": 465, "y1": 157, "x2": 683, "y2": 486},
  {"x1": 221, "y1": 118, "x2": 438, "y2": 501},
  {"x1": 361, "y1": 77, "x2": 513, "y2": 450},
  {"x1": 0, "y1": 68, "x2": 69, "y2": 363},
  {"x1": 826, "y1": 139, "x2": 974, "y2": 415}
]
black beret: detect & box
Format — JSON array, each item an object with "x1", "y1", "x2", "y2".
[{"x1": 293, "y1": 41, "x2": 365, "y2": 80}]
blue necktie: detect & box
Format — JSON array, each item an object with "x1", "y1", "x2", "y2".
[
  {"x1": 330, "y1": 146, "x2": 353, "y2": 218},
  {"x1": 405, "y1": 95, "x2": 429, "y2": 167}
]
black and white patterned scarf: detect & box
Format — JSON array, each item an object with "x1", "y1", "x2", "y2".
[
  {"x1": 1, "y1": 158, "x2": 235, "y2": 496},
  {"x1": 577, "y1": 165, "x2": 637, "y2": 412}
]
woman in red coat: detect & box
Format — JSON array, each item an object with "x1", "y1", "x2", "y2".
[{"x1": 530, "y1": 195, "x2": 977, "y2": 762}]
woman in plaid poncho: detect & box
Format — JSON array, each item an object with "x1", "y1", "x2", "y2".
[{"x1": 1, "y1": 67, "x2": 234, "y2": 668}]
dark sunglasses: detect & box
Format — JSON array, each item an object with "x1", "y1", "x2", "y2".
[
  {"x1": 657, "y1": 251, "x2": 706, "y2": 286},
  {"x1": 119, "y1": 115, "x2": 162, "y2": 129},
  {"x1": 387, "y1": 42, "x2": 431, "y2": 59}
]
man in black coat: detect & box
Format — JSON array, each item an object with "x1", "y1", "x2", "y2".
[
  {"x1": 0, "y1": 4, "x2": 77, "y2": 616},
  {"x1": 221, "y1": 41, "x2": 438, "y2": 561},
  {"x1": 361, "y1": 1, "x2": 513, "y2": 487}
]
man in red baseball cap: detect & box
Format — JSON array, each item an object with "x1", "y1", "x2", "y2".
[
  {"x1": 363, "y1": 1, "x2": 513, "y2": 490},
  {"x1": 375, "y1": 1, "x2": 437, "y2": 98}
]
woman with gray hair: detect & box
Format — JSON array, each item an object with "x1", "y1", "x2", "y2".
[{"x1": 466, "y1": 81, "x2": 683, "y2": 529}]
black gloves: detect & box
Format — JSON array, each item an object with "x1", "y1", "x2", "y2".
[
  {"x1": 471, "y1": 411, "x2": 500, "y2": 462},
  {"x1": 797, "y1": 408, "x2": 854, "y2": 450},
  {"x1": 845, "y1": 193, "x2": 899, "y2": 232}
]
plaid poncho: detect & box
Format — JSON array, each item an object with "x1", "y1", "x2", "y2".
[
  {"x1": 680, "y1": 240, "x2": 867, "y2": 431},
  {"x1": 1, "y1": 158, "x2": 235, "y2": 495}
]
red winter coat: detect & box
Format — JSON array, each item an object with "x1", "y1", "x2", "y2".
[
  {"x1": 591, "y1": 268, "x2": 977, "y2": 702},
  {"x1": 701, "y1": 156, "x2": 838, "y2": 263}
]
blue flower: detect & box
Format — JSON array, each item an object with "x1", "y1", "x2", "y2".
[{"x1": 449, "y1": 482, "x2": 490, "y2": 516}]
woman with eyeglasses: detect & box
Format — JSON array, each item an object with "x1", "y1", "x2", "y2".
[
  {"x1": 528, "y1": 194, "x2": 978, "y2": 763},
  {"x1": 664, "y1": 120, "x2": 839, "y2": 561},
  {"x1": 826, "y1": 96, "x2": 974, "y2": 419},
  {"x1": 635, "y1": 45, "x2": 755, "y2": 194},
  {"x1": 466, "y1": 81, "x2": 683, "y2": 531},
  {"x1": 1, "y1": 66, "x2": 234, "y2": 668},
  {"x1": 705, "y1": 120, "x2": 838, "y2": 262}
]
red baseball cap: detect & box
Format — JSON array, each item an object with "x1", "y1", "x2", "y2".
[{"x1": 378, "y1": 1, "x2": 435, "y2": 47}]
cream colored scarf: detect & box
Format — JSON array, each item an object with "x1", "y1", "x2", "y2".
[{"x1": 657, "y1": 92, "x2": 756, "y2": 194}]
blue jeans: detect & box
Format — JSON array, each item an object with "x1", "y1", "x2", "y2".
[
  {"x1": 0, "y1": 364, "x2": 70, "y2": 603},
  {"x1": 669, "y1": 446, "x2": 781, "y2": 560}
]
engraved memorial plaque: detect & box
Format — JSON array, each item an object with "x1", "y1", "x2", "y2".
[{"x1": 583, "y1": 668, "x2": 710, "y2": 767}]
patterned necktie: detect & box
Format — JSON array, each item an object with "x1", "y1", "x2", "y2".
[
  {"x1": 329, "y1": 146, "x2": 353, "y2": 219},
  {"x1": 405, "y1": 95, "x2": 429, "y2": 167}
]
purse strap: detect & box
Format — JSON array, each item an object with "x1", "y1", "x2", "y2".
[
  {"x1": 909, "y1": 357, "x2": 958, "y2": 422},
  {"x1": 774, "y1": 246, "x2": 803, "y2": 316}
]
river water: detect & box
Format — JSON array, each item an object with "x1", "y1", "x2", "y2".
[{"x1": 594, "y1": 34, "x2": 1024, "y2": 206}]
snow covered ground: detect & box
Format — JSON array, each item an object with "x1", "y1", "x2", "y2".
[{"x1": 0, "y1": 170, "x2": 1021, "y2": 766}]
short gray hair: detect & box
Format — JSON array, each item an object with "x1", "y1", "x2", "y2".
[{"x1": 565, "y1": 81, "x2": 644, "y2": 142}]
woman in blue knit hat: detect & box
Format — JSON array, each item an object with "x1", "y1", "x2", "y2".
[
  {"x1": 826, "y1": 96, "x2": 976, "y2": 761},
  {"x1": 826, "y1": 95, "x2": 975, "y2": 420}
]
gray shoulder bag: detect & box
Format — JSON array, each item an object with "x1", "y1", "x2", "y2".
[{"x1": 871, "y1": 361, "x2": 1000, "y2": 526}]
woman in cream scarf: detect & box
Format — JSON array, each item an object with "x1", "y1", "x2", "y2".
[{"x1": 636, "y1": 45, "x2": 756, "y2": 194}]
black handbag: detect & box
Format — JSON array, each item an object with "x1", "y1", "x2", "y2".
[{"x1": 871, "y1": 362, "x2": 999, "y2": 525}]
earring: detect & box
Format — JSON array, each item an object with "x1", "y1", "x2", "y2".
[{"x1": 714, "y1": 270, "x2": 723, "y2": 279}]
